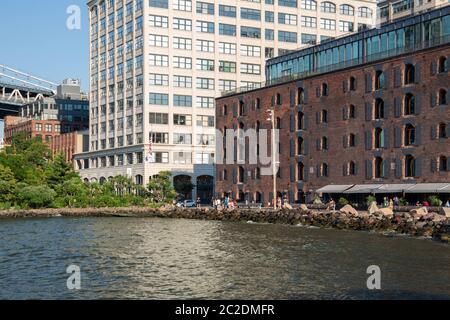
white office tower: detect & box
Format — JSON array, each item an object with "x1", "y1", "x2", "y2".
[{"x1": 79, "y1": 0, "x2": 376, "y2": 201}]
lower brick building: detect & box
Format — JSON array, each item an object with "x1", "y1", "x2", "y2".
[{"x1": 215, "y1": 6, "x2": 450, "y2": 205}]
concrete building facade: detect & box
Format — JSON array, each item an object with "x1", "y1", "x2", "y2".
[
  {"x1": 79, "y1": 0, "x2": 377, "y2": 201},
  {"x1": 215, "y1": 5, "x2": 450, "y2": 204}
]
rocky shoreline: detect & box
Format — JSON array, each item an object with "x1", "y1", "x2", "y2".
[{"x1": 1, "y1": 206, "x2": 449, "y2": 242}]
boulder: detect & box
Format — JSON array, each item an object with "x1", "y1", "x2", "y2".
[
  {"x1": 410, "y1": 207, "x2": 428, "y2": 218},
  {"x1": 378, "y1": 207, "x2": 394, "y2": 216},
  {"x1": 340, "y1": 204, "x2": 359, "y2": 216},
  {"x1": 439, "y1": 207, "x2": 450, "y2": 218},
  {"x1": 299, "y1": 204, "x2": 308, "y2": 211},
  {"x1": 433, "y1": 214, "x2": 447, "y2": 222},
  {"x1": 368, "y1": 202, "x2": 380, "y2": 215},
  {"x1": 284, "y1": 203, "x2": 293, "y2": 210}
]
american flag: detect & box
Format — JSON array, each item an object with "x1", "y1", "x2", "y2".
[{"x1": 145, "y1": 133, "x2": 154, "y2": 163}]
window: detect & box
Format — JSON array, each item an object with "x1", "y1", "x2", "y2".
[
  {"x1": 320, "y1": 18, "x2": 336, "y2": 30},
  {"x1": 438, "y1": 56, "x2": 448, "y2": 73},
  {"x1": 152, "y1": 152, "x2": 169, "y2": 164},
  {"x1": 219, "y1": 24, "x2": 237, "y2": 36},
  {"x1": 173, "y1": 75, "x2": 192, "y2": 88},
  {"x1": 241, "y1": 26, "x2": 261, "y2": 39},
  {"x1": 173, "y1": 56, "x2": 192, "y2": 69},
  {"x1": 358, "y1": 7, "x2": 372, "y2": 18},
  {"x1": 349, "y1": 133, "x2": 356, "y2": 147},
  {"x1": 265, "y1": 11, "x2": 274, "y2": 23},
  {"x1": 173, "y1": 0, "x2": 192, "y2": 11},
  {"x1": 349, "y1": 77, "x2": 356, "y2": 91},
  {"x1": 265, "y1": 29, "x2": 274, "y2": 40},
  {"x1": 196, "y1": 2, "x2": 214, "y2": 15},
  {"x1": 241, "y1": 8, "x2": 261, "y2": 21},
  {"x1": 439, "y1": 156, "x2": 448, "y2": 171},
  {"x1": 374, "y1": 98, "x2": 385, "y2": 119},
  {"x1": 297, "y1": 137, "x2": 305, "y2": 155},
  {"x1": 278, "y1": 31, "x2": 297, "y2": 43},
  {"x1": 301, "y1": 33, "x2": 316, "y2": 44},
  {"x1": 241, "y1": 63, "x2": 261, "y2": 75},
  {"x1": 197, "y1": 59, "x2": 215, "y2": 71},
  {"x1": 196, "y1": 21, "x2": 214, "y2": 33},
  {"x1": 195, "y1": 153, "x2": 214, "y2": 165},
  {"x1": 279, "y1": 13, "x2": 297, "y2": 25},
  {"x1": 196, "y1": 78, "x2": 214, "y2": 90},
  {"x1": 297, "y1": 111, "x2": 305, "y2": 129},
  {"x1": 340, "y1": 4, "x2": 354, "y2": 16},
  {"x1": 320, "y1": 163, "x2": 329, "y2": 177},
  {"x1": 301, "y1": 16, "x2": 317, "y2": 28},
  {"x1": 150, "y1": 132, "x2": 169, "y2": 144},
  {"x1": 438, "y1": 123, "x2": 447, "y2": 138},
  {"x1": 173, "y1": 37, "x2": 192, "y2": 50},
  {"x1": 297, "y1": 163, "x2": 305, "y2": 181},
  {"x1": 404, "y1": 93, "x2": 415, "y2": 115},
  {"x1": 173, "y1": 114, "x2": 192, "y2": 126},
  {"x1": 405, "y1": 64, "x2": 415, "y2": 84},
  {"x1": 279, "y1": 0, "x2": 298, "y2": 7},
  {"x1": 197, "y1": 97, "x2": 215, "y2": 109},
  {"x1": 150, "y1": 15, "x2": 168, "y2": 28},
  {"x1": 301, "y1": 0, "x2": 317, "y2": 10},
  {"x1": 265, "y1": 47, "x2": 274, "y2": 58},
  {"x1": 404, "y1": 124, "x2": 416, "y2": 146},
  {"x1": 438, "y1": 89, "x2": 447, "y2": 105},
  {"x1": 374, "y1": 157, "x2": 384, "y2": 178},
  {"x1": 374, "y1": 128, "x2": 384, "y2": 148},
  {"x1": 149, "y1": 34, "x2": 169, "y2": 47},
  {"x1": 219, "y1": 61, "x2": 236, "y2": 73},
  {"x1": 348, "y1": 161, "x2": 356, "y2": 175},
  {"x1": 219, "y1": 5, "x2": 236, "y2": 17},
  {"x1": 320, "y1": 1, "x2": 336, "y2": 13},
  {"x1": 196, "y1": 39, "x2": 214, "y2": 52},
  {"x1": 339, "y1": 21, "x2": 353, "y2": 32},
  {"x1": 149, "y1": 93, "x2": 169, "y2": 105},
  {"x1": 173, "y1": 133, "x2": 192, "y2": 145},
  {"x1": 405, "y1": 155, "x2": 415, "y2": 177},
  {"x1": 197, "y1": 134, "x2": 215, "y2": 146},
  {"x1": 149, "y1": 113, "x2": 168, "y2": 124},
  {"x1": 174, "y1": 95, "x2": 192, "y2": 107},
  {"x1": 219, "y1": 42, "x2": 237, "y2": 55},
  {"x1": 375, "y1": 70, "x2": 385, "y2": 90},
  {"x1": 219, "y1": 80, "x2": 236, "y2": 92},
  {"x1": 196, "y1": 115, "x2": 215, "y2": 127},
  {"x1": 241, "y1": 45, "x2": 261, "y2": 57},
  {"x1": 150, "y1": 74, "x2": 169, "y2": 86},
  {"x1": 174, "y1": 152, "x2": 192, "y2": 164},
  {"x1": 173, "y1": 18, "x2": 192, "y2": 31},
  {"x1": 321, "y1": 83, "x2": 329, "y2": 96}
]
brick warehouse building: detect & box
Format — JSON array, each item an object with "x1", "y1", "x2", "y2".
[{"x1": 216, "y1": 6, "x2": 450, "y2": 205}]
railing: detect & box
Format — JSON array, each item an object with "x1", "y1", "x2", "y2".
[{"x1": 221, "y1": 34, "x2": 450, "y2": 97}]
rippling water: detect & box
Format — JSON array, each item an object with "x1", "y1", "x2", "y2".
[{"x1": 0, "y1": 217, "x2": 450, "y2": 300}]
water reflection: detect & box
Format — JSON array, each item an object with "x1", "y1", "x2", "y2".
[{"x1": 0, "y1": 217, "x2": 449, "y2": 299}]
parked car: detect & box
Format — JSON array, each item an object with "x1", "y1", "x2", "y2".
[{"x1": 182, "y1": 200, "x2": 196, "y2": 208}]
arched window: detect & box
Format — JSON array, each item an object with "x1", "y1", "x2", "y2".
[
  {"x1": 438, "y1": 89, "x2": 447, "y2": 105},
  {"x1": 238, "y1": 100, "x2": 244, "y2": 116},
  {"x1": 223, "y1": 169, "x2": 228, "y2": 180},
  {"x1": 349, "y1": 104, "x2": 356, "y2": 118},
  {"x1": 223, "y1": 104, "x2": 228, "y2": 115},
  {"x1": 297, "y1": 87, "x2": 305, "y2": 104},
  {"x1": 340, "y1": 4, "x2": 354, "y2": 15},
  {"x1": 404, "y1": 93, "x2": 415, "y2": 115},
  {"x1": 322, "y1": 83, "x2": 329, "y2": 96},
  {"x1": 349, "y1": 77, "x2": 356, "y2": 91},
  {"x1": 298, "y1": 162, "x2": 305, "y2": 181},
  {"x1": 238, "y1": 166, "x2": 245, "y2": 183},
  {"x1": 405, "y1": 64, "x2": 415, "y2": 84},
  {"x1": 374, "y1": 157, "x2": 384, "y2": 178},
  {"x1": 358, "y1": 6, "x2": 372, "y2": 18},
  {"x1": 298, "y1": 112, "x2": 305, "y2": 130},
  {"x1": 301, "y1": 0, "x2": 317, "y2": 11},
  {"x1": 405, "y1": 124, "x2": 415, "y2": 146},
  {"x1": 374, "y1": 128, "x2": 384, "y2": 148},
  {"x1": 438, "y1": 56, "x2": 448, "y2": 73},
  {"x1": 439, "y1": 156, "x2": 448, "y2": 171},
  {"x1": 321, "y1": 109, "x2": 328, "y2": 123},
  {"x1": 321, "y1": 136, "x2": 328, "y2": 150},
  {"x1": 320, "y1": 1, "x2": 336, "y2": 13},
  {"x1": 276, "y1": 93, "x2": 282, "y2": 105},
  {"x1": 321, "y1": 163, "x2": 329, "y2": 177},
  {"x1": 255, "y1": 191, "x2": 262, "y2": 203},
  {"x1": 349, "y1": 161, "x2": 356, "y2": 175},
  {"x1": 405, "y1": 155, "x2": 415, "y2": 177},
  {"x1": 349, "y1": 133, "x2": 356, "y2": 147},
  {"x1": 135, "y1": 175, "x2": 144, "y2": 185},
  {"x1": 239, "y1": 122, "x2": 245, "y2": 130},
  {"x1": 374, "y1": 98, "x2": 384, "y2": 119},
  {"x1": 438, "y1": 123, "x2": 447, "y2": 138},
  {"x1": 375, "y1": 70, "x2": 385, "y2": 90},
  {"x1": 298, "y1": 137, "x2": 304, "y2": 155}
]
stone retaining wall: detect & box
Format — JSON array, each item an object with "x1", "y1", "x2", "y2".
[{"x1": 0, "y1": 207, "x2": 449, "y2": 242}]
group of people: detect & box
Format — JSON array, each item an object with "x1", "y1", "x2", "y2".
[{"x1": 212, "y1": 196, "x2": 237, "y2": 210}]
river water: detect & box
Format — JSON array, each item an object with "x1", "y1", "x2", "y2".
[{"x1": 0, "y1": 217, "x2": 449, "y2": 300}]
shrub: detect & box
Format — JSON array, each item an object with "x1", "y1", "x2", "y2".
[
  {"x1": 399, "y1": 197, "x2": 408, "y2": 206},
  {"x1": 366, "y1": 195, "x2": 377, "y2": 207},
  {"x1": 338, "y1": 197, "x2": 349, "y2": 207},
  {"x1": 428, "y1": 195, "x2": 442, "y2": 207},
  {"x1": 17, "y1": 185, "x2": 56, "y2": 209}
]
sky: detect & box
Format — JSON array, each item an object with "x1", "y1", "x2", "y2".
[{"x1": 0, "y1": 0, "x2": 90, "y2": 140}]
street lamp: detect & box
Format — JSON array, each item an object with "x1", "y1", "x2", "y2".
[{"x1": 266, "y1": 108, "x2": 277, "y2": 210}]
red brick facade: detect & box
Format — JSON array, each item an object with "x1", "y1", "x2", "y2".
[{"x1": 216, "y1": 46, "x2": 450, "y2": 204}]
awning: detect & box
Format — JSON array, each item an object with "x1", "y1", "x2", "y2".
[
  {"x1": 372, "y1": 184, "x2": 415, "y2": 194},
  {"x1": 316, "y1": 185, "x2": 354, "y2": 193},
  {"x1": 343, "y1": 184, "x2": 383, "y2": 194},
  {"x1": 405, "y1": 183, "x2": 450, "y2": 193}
]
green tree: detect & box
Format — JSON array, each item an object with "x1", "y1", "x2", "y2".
[
  {"x1": 56, "y1": 177, "x2": 89, "y2": 207},
  {"x1": 174, "y1": 180, "x2": 195, "y2": 200},
  {"x1": 17, "y1": 185, "x2": 56, "y2": 209},
  {"x1": 147, "y1": 171, "x2": 177, "y2": 203},
  {"x1": 45, "y1": 153, "x2": 78, "y2": 187},
  {"x1": 0, "y1": 164, "x2": 17, "y2": 204}
]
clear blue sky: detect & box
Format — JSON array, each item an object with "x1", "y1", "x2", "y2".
[
  {"x1": 0, "y1": 0, "x2": 89, "y2": 140},
  {"x1": 0, "y1": 0, "x2": 89, "y2": 90}
]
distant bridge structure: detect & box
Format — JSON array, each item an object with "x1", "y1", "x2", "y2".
[{"x1": 0, "y1": 64, "x2": 57, "y2": 119}]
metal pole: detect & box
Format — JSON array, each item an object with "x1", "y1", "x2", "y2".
[{"x1": 272, "y1": 110, "x2": 277, "y2": 210}]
